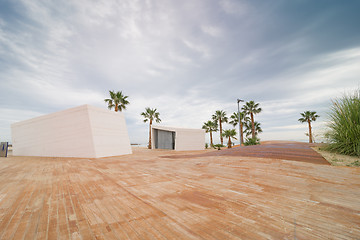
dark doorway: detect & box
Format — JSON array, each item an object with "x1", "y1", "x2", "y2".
[{"x1": 154, "y1": 129, "x2": 175, "y2": 150}]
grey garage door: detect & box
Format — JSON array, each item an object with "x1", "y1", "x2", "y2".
[{"x1": 154, "y1": 130, "x2": 175, "y2": 150}]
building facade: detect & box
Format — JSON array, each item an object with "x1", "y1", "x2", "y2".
[
  {"x1": 151, "y1": 125, "x2": 205, "y2": 151},
  {"x1": 11, "y1": 105, "x2": 132, "y2": 158}
]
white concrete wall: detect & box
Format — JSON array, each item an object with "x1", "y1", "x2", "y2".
[
  {"x1": 151, "y1": 126, "x2": 205, "y2": 151},
  {"x1": 11, "y1": 105, "x2": 132, "y2": 158},
  {"x1": 174, "y1": 129, "x2": 205, "y2": 151},
  {"x1": 87, "y1": 105, "x2": 132, "y2": 158}
]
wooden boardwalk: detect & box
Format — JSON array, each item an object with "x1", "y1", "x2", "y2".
[{"x1": 0, "y1": 145, "x2": 359, "y2": 239}]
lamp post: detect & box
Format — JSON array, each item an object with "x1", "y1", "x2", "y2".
[{"x1": 237, "y1": 99, "x2": 244, "y2": 146}]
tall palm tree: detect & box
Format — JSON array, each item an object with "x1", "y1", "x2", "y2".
[
  {"x1": 212, "y1": 110, "x2": 228, "y2": 145},
  {"x1": 104, "y1": 90, "x2": 129, "y2": 112},
  {"x1": 141, "y1": 108, "x2": 161, "y2": 149},
  {"x1": 229, "y1": 112, "x2": 239, "y2": 127},
  {"x1": 244, "y1": 121, "x2": 263, "y2": 137},
  {"x1": 222, "y1": 129, "x2": 237, "y2": 148},
  {"x1": 229, "y1": 112, "x2": 249, "y2": 146},
  {"x1": 242, "y1": 101, "x2": 262, "y2": 139},
  {"x1": 298, "y1": 111, "x2": 319, "y2": 143},
  {"x1": 202, "y1": 120, "x2": 218, "y2": 147}
]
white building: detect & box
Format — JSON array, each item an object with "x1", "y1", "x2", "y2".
[
  {"x1": 151, "y1": 125, "x2": 205, "y2": 151},
  {"x1": 11, "y1": 104, "x2": 132, "y2": 158}
]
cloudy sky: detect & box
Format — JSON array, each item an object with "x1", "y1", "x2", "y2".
[{"x1": 1, "y1": 0, "x2": 359, "y2": 145}]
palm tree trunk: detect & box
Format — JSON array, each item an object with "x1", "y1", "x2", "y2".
[
  {"x1": 115, "y1": 105, "x2": 118, "y2": 112},
  {"x1": 308, "y1": 120, "x2": 313, "y2": 143},
  {"x1": 210, "y1": 131, "x2": 213, "y2": 146},
  {"x1": 251, "y1": 113, "x2": 255, "y2": 139},
  {"x1": 219, "y1": 119, "x2": 223, "y2": 145},
  {"x1": 148, "y1": 119, "x2": 153, "y2": 149},
  {"x1": 228, "y1": 136, "x2": 231, "y2": 148},
  {"x1": 240, "y1": 121, "x2": 244, "y2": 145}
]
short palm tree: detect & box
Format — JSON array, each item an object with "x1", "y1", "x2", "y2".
[
  {"x1": 104, "y1": 90, "x2": 129, "y2": 112},
  {"x1": 222, "y1": 129, "x2": 237, "y2": 148},
  {"x1": 229, "y1": 112, "x2": 249, "y2": 146},
  {"x1": 242, "y1": 101, "x2": 262, "y2": 139},
  {"x1": 298, "y1": 111, "x2": 319, "y2": 143},
  {"x1": 244, "y1": 121, "x2": 263, "y2": 137},
  {"x1": 212, "y1": 110, "x2": 228, "y2": 145},
  {"x1": 141, "y1": 108, "x2": 161, "y2": 149},
  {"x1": 202, "y1": 120, "x2": 218, "y2": 147}
]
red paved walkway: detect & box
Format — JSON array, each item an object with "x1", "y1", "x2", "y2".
[
  {"x1": 0, "y1": 147, "x2": 359, "y2": 239},
  {"x1": 165, "y1": 142, "x2": 330, "y2": 165}
]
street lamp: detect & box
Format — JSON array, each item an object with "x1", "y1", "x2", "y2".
[{"x1": 237, "y1": 99, "x2": 244, "y2": 146}]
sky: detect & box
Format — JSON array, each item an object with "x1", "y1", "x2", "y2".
[{"x1": 0, "y1": 0, "x2": 359, "y2": 145}]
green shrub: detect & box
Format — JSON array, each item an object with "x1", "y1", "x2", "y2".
[
  {"x1": 324, "y1": 90, "x2": 360, "y2": 157},
  {"x1": 205, "y1": 143, "x2": 209, "y2": 149},
  {"x1": 244, "y1": 137, "x2": 260, "y2": 146},
  {"x1": 213, "y1": 144, "x2": 225, "y2": 149},
  {"x1": 350, "y1": 160, "x2": 360, "y2": 167}
]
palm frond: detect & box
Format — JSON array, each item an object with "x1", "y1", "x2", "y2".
[
  {"x1": 105, "y1": 90, "x2": 130, "y2": 112},
  {"x1": 141, "y1": 107, "x2": 161, "y2": 122}
]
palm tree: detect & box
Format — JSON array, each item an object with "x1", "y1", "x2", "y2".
[
  {"x1": 212, "y1": 110, "x2": 228, "y2": 145},
  {"x1": 141, "y1": 108, "x2": 161, "y2": 149},
  {"x1": 229, "y1": 112, "x2": 249, "y2": 146},
  {"x1": 202, "y1": 121, "x2": 218, "y2": 147},
  {"x1": 229, "y1": 112, "x2": 239, "y2": 127},
  {"x1": 242, "y1": 101, "x2": 262, "y2": 139},
  {"x1": 244, "y1": 121, "x2": 263, "y2": 137},
  {"x1": 104, "y1": 90, "x2": 129, "y2": 112},
  {"x1": 298, "y1": 111, "x2": 319, "y2": 143},
  {"x1": 222, "y1": 129, "x2": 237, "y2": 148}
]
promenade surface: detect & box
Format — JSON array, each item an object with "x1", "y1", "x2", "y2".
[{"x1": 0, "y1": 142, "x2": 359, "y2": 239}]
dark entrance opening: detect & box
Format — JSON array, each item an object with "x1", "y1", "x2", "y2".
[
  {"x1": 154, "y1": 129, "x2": 175, "y2": 150},
  {"x1": 0, "y1": 142, "x2": 9, "y2": 157}
]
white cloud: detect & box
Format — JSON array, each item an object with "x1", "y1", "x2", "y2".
[
  {"x1": 118, "y1": 17, "x2": 143, "y2": 39},
  {"x1": 183, "y1": 39, "x2": 211, "y2": 58},
  {"x1": 168, "y1": 51, "x2": 193, "y2": 64},
  {"x1": 201, "y1": 25, "x2": 223, "y2": 37},
  {"x1": 219, "y1": 0, "x2": 248, "y2": 16},
  {"x1": 1, "y1": 0, "x2": 359, "y2": 145}
]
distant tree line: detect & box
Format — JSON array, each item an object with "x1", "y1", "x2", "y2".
[
  {"x1": 104, "y1": 89, "x2": 360, "y2": 158},
  {"x1": 202, "y1": 100, "x2": 262, "y2": 148}
]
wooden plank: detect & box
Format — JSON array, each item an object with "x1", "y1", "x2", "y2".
[{"x1": 0, "y1": 144, "x2": 359, "y2": 239}]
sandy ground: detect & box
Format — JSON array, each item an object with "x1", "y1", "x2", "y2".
[
  {"x1": 312, "y1": 146, "x2": 360, "y2": 167},
  {"x1": 0, "y1": 143, "x2": 359, "y2": 239}
]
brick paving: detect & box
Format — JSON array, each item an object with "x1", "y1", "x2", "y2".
[
  {"x1": 0, "y1": 144, "x2": 359, "y2": 239},
  {"x1": 171, "y1": 141, "x2": 330, "y2": 165}
]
